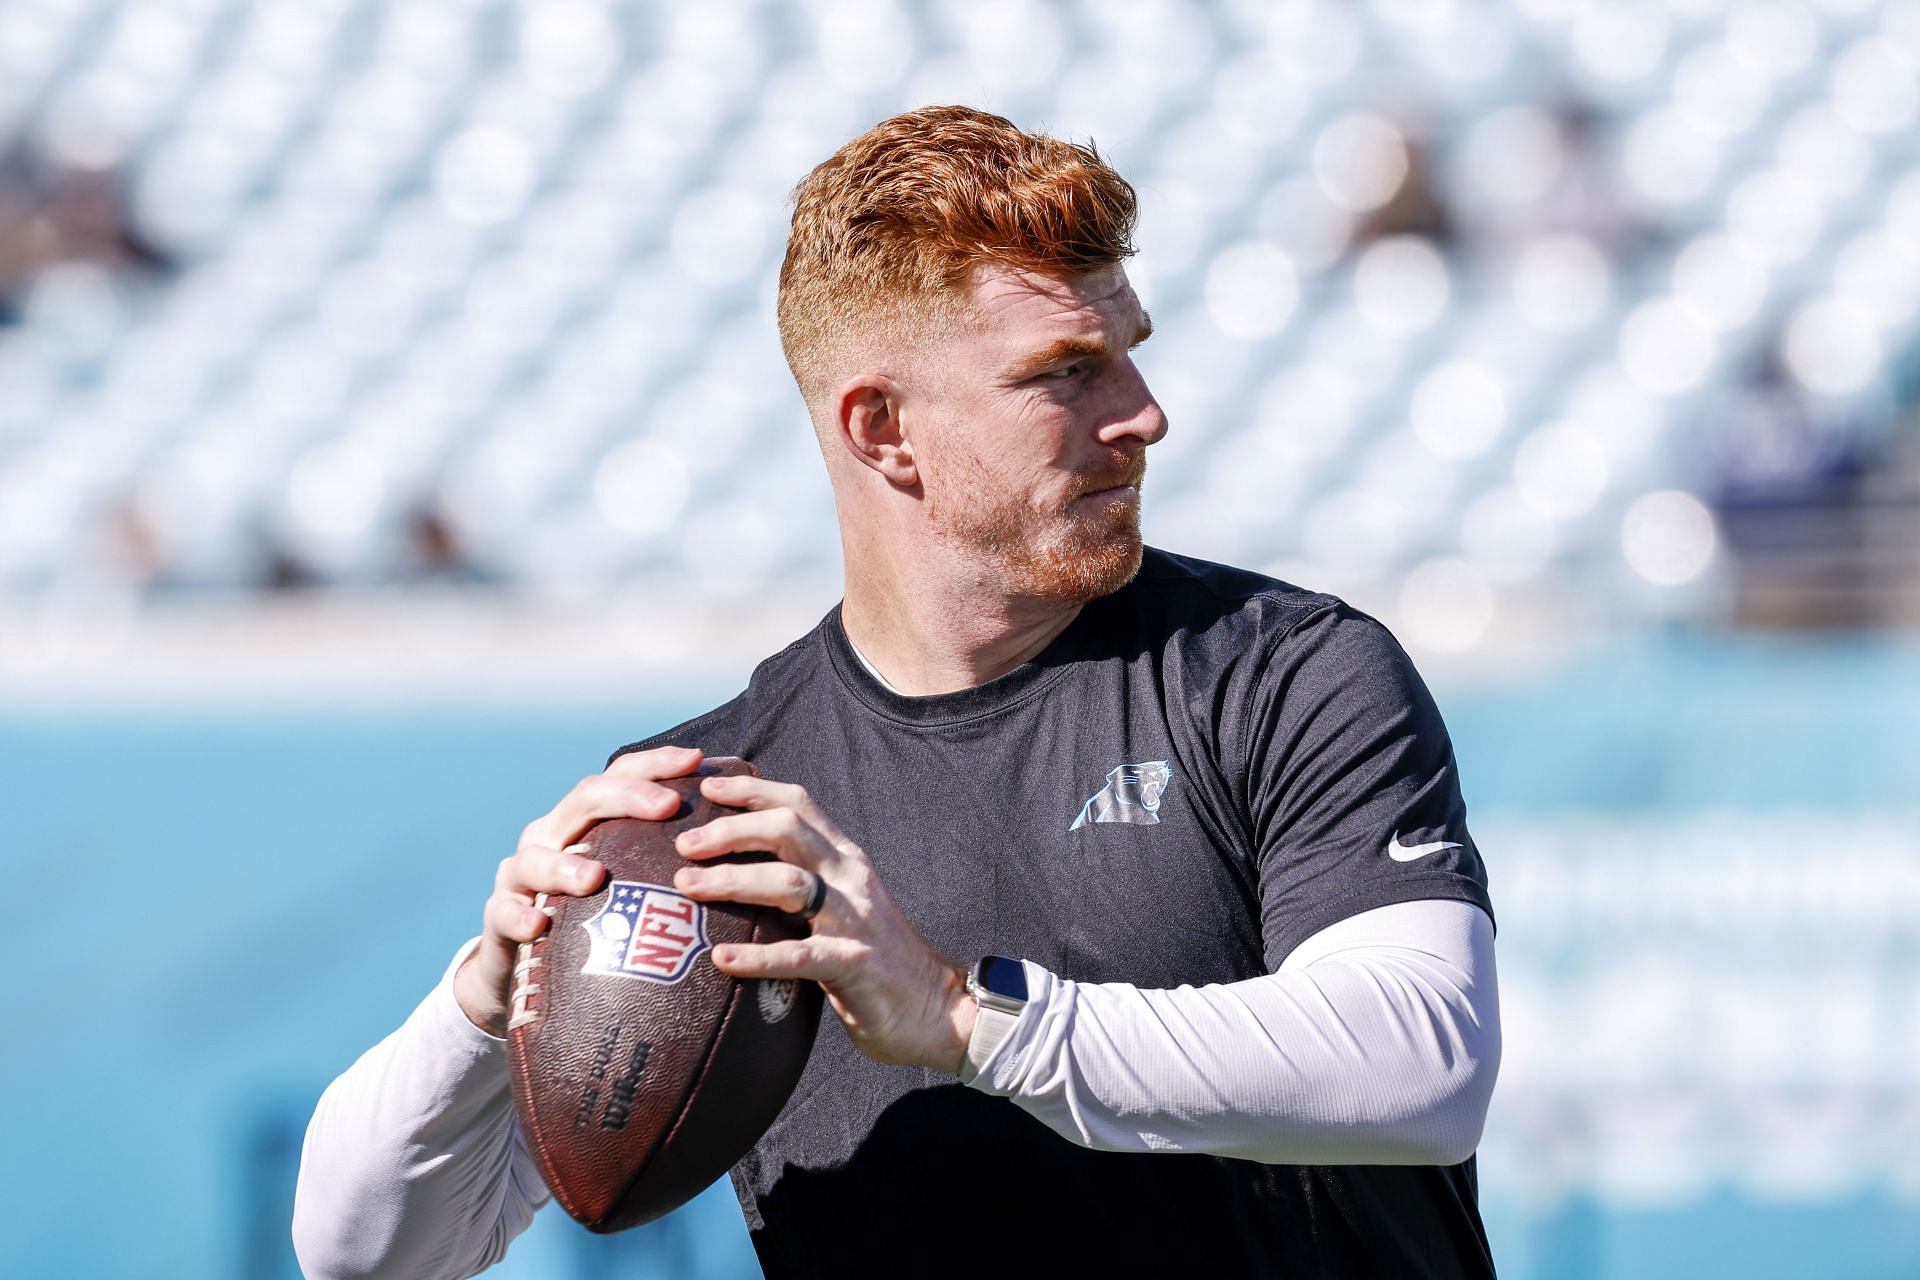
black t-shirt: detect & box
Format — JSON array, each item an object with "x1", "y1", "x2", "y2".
[{"x1": 609, "y1": 547, "x2": 1496, "y2": 1279}]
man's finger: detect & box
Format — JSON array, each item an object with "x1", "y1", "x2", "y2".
[
  {"x1": 710, "y1": 934, "x2": 863, "y2": 981},
  {"x1": 499, "y1": 844, "x2": 606, "y2": 898},
  {"x1": 519, "y1": 772, "x2": 684, "y2": 852},
  {"x1": 699, "y1": 774, "x2": 822, "y2": 819},
  {"x1": 673, "y1": 861, "x2": 824, "y2": 919},
  {"x1": 674, "y1": 807, "x2": 838, "y2": 870},
  {"x1": 605, "y1": 744, "x2": 704, "y2": 779},
  {"x1": 482, "y1": 889, "x2": 554, "y2": 947}
]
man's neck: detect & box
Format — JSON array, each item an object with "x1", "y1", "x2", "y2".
[{"x1": 839, "y1": 562, "x2": 1084, "y2": 696}]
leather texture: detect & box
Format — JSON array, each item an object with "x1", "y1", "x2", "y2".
[{"x1": 507, "y1": 757, "x2": 825, "y2": 1232}]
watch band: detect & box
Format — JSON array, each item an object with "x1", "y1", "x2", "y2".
[
  {"x1": 961, "y1": 1000, "x2": 1021, "y2": 1085},
  {"x1": 960, "y1": 955, "x2": 1029, "y2": 1085}
]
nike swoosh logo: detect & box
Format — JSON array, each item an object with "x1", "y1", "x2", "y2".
[{"x1": 1388, "y1": 831, "x2": 1463, "y2": 862}]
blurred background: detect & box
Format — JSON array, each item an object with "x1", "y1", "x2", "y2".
[{"x1": 3, "y1": 0, "x2": 1919, "y2": 1276}]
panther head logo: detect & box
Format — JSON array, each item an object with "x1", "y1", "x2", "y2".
[{"x1": 1069, "y1": 760, "x2": 1173, "y2": 831}]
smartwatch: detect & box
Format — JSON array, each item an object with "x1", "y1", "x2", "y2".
[{"x1": 961, "y1": 955, "x2": 1029, "y2": 1083}]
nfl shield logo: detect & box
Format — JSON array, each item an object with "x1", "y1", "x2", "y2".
[{"x1": 580, "y1": 881, "x2": 710, "y2": 985}]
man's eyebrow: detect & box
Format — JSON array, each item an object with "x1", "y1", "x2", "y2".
[
  {"x1": 1007, "y1": 336, "x2": 1107, "y2": 380},
  {"x1": 1006, "y1": 313, "x2": 1155, "y2": 382}
]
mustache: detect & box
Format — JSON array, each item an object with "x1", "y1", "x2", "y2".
[{"x1": 1068, "y1": 455, "x2": 1148, "y2": 499}]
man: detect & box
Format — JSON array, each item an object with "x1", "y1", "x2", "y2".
[{"x1": 294, "y1": 106, "x2": 1500, "y2": 1278}]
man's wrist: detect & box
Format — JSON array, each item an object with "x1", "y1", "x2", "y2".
[
  {"x1": 936, "y1": 961, "x2": 977, "y2": 1075},
  {"x1": 452, "y1": 948, "x2": 509, "y2": 1041}
]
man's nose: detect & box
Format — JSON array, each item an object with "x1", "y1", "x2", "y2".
[{"x1": 1097, "y1": 362, "x2": 1170, "y2": 449}]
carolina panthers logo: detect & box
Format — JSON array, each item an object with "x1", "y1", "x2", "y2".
[{"x1": 1069, "y1": 761, "x2": 1173, "y2": 831}]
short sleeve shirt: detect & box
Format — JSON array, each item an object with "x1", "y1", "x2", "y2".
[{"x1": 609, "y1": 547, "x2": 1496, "y2": 1279}]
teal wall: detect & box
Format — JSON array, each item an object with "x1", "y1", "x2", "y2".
[{"x1": 4, "y1": 632, "x2": 1917, "y2": 1278}]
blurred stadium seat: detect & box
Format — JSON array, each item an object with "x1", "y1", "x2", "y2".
[{"x1": 0, "y1": 0, "x2": 1915, "y2": 653}]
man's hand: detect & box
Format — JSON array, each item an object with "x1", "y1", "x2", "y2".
[
  {"x1": 670, "y1": 774, "x2": 978, "y2": 1074},
  {"x1": 453, "y1": 745, "x2": 706, "y2": 1037}
]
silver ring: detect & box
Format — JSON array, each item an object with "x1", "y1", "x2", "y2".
[{"x1": 798, "y1": 871, "x2": 829, "y2": 922}]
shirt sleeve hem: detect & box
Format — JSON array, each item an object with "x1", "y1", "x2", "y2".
[{"x1": 1268, "y1": 873, "x2": 1495, "y2": 969}]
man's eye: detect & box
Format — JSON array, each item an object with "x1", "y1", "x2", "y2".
[{"x1": 1044, "y1": 363, "x2": 1085, "y2": 381}]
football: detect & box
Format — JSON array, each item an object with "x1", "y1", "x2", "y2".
[{"x1": 505, "y1": 756, "x2": 824, "y2": 1232}]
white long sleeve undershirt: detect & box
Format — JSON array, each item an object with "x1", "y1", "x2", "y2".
[
  {"x1": 965, "y1": 898, "x2": 1498, "y2": 1167},
  {"x1": 291, "y1": 898, "x2": 1498, "y2": 1280},
  {"x1": 294, "y1": 939, "x2": 549, "y2": 1280}
]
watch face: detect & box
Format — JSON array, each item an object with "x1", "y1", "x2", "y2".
[{"x1": 980, "y1": 955, "x2": 1028, "y2": 1003}]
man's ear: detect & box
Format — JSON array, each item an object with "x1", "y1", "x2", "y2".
[{"x1": 837, "y1": 374, "x2": 918, "y2": 487}]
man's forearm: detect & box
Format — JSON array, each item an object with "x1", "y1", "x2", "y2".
[
  {"x1": 963, "y1": 899, "x2": 1500, "y2": 1166},
  {"x1": 293, "y1": 939, "x2": 550, "y2": 1280}
]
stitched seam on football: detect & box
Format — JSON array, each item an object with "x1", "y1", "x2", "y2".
[{"x1": 507, "y1": 942, "x2": 596, "y2": 1226}]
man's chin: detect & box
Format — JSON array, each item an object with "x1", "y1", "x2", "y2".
[
  {"x1": 1005, "y1": 527, "x2": 1145, "y2": 604},
  {"x1": 928, "y1": 490, "x2": 1147, "y2": 603}
]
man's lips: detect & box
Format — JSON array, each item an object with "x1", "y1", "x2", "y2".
[
  {"x1": 1076, "y1": 474, "x2": 1144, "y2": 501},
  {"x1": 1073, "y1": 466, "x2": 1147, "y2": 501}
]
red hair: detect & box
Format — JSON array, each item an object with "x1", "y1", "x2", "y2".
[{"x1": 777, "y1": 105, "x2": 1138, "y2": 399}]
